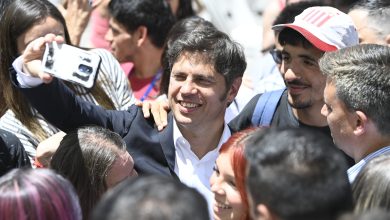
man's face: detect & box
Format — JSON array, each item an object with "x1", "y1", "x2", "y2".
[
  {"x1": 281, "y1": 44, "x2": 326, "y2": 109},
  {"x1": 321, "y1": 81, "x2": 356, "y2": 157},
  {"x1": 168, "y1": 52, "x2": 237, "y2": 131},
  {"x1": 105, "y1": 18, "x2": 138, "y2": 63},
  {"x1": 348, "y1": 9, "x2": 386, "y2": 45}
]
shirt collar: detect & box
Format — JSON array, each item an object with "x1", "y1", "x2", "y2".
[
  {"x1": 348, "y1": 145, "x2": 390, "y2": 183},
  {"x1": 173, "y1": 119, "x2": 231, "y2": 156}
]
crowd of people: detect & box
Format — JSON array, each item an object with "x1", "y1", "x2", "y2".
[{"x1": 1, "y1": 0, "x2": 390, "y2": 219}]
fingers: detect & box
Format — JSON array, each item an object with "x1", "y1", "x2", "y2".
[
  {"x1": 62, "y1": 0, "x2": 92, "y2": 45},
  {"x1": 21, "y1": 34, "x2": 64, "y2": 81},
  {"x1": 134, "y1": 100, "x2": 143, "y2": 107},
  {"x1": 41, "y1": 74, "x2": 54, "y2": 84},
  {"x1": 150, "y1": 102, "x2": 162, "y2": 129},
  {"x1": 150, "y1": 100, "x2": 169, "y2": 131},
  {"x1": 141, "y1": 101, "x2": 151, "y2": 118},
  {"x1": 156, "y1": 103, "x2": 168, "y2": 131},
  {"x1": 139, "y1": 99, "x2": 169, "y2": 131}
]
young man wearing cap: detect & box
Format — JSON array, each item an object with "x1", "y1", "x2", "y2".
[{"x1": 229, "y1": 6, "x2": 358, "y2": 143}]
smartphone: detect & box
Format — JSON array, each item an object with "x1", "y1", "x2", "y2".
[{"x1": 42, "y1": 42, "x2": 101, "y2": 89}]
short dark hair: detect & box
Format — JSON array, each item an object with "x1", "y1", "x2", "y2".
[
  {"x1": 92, "y1": 175, "x2": 209, "y2": 220},
  {"x1": 165, "y1": 18, "x2": 246, "y2": 92},
  {"x1": 50, "y1": 126, "x2": 127, "y2": 220},
  {"x1": 175, "y1": 0, "x2": 195, "y2": 20},
  {"x1": 246, "y1": 127, "x2": 352, "y2": 220},
  {"x1": 108, "y1": 0, "x2": 176, "y2": 48},
  {"x1": 278, "y1": 27, "x2": 316, "y2": 50},
  {"x1": 160, "y1": 16, "x2": 216, "y2": 95}
]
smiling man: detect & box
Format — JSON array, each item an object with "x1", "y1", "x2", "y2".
[
  {"x1": 12, "y1": 17, "x2": 246, "y2": 216},
  {"x1": 229, "y1": 6, "x2": 358, "y2": 147}
]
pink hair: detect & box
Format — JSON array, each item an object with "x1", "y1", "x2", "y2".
[{"x1": 0, "y1": 168, "x2": 81, "y2": 220}]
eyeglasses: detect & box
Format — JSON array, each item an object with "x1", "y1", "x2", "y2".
[{"x1": 270, "y1": 48, "x2": 282, "y2": 64}]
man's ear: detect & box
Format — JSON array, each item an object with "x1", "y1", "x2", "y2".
[
  {"x1": 136, "y1": 26, "x2": 148, "y2": 47},
  {"x1": 226, "y1": 77, "x2": 242, "y2": 104},
  {"x1": 256, "y1": 204, "x2": 277, "y2": 220},
  {"x1": 354, "y1": 110, "x2": 368, "y2": 136}
]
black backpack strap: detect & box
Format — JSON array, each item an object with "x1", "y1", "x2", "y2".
[{"x1": 251, "y1": 88, "x2": 286, "y2": 126}]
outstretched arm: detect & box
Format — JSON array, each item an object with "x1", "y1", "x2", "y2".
[{"x1": 12, "y1": 33, "x2": 134, "y2": 136}]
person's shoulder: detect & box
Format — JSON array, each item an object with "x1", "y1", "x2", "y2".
[
  {"x1": 228, "y1": 93, "x2": 261, "y2": 132},
  {"x1": 0, "y1": 129, "x2": 21, "y2": 145},
  {"x1": 120, "y1": 105, "x2": 170, "y2": 141},
  {"x1": 126, "y1": 104, "x2": 158, "y2": 126}
]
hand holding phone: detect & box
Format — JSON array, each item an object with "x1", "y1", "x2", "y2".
[{"x1": 42, "y1": 42, "x2": 101, "y2": 88}]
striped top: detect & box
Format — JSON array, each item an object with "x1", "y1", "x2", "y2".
[
  {"x1": 0, "y1": 49, "x2": 136, "y2": 164},
  {"x1": 347, "y1": 146, "x2": 390, "y2": 183}
]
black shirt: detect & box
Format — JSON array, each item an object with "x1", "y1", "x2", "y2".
[
  {"x1": 229, "y1": 91, "x2": 330, "y2": 135},
  {"x1": 229, "y1": 91, "x2": 354, "y2": 166}
]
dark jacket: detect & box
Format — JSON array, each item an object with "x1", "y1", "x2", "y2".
[
  {"x1": 17, "y1": 78, "x2": 178, "y2": 178},
  {"x1": 0, "y1": 129, "x2": 31, "y2": 176}
]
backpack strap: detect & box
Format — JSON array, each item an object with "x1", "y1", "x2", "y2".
[{"x1": 251, "y1": 88, "x2": 286, "y2": 127}]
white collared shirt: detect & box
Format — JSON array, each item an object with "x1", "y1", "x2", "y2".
[
  {"x1": 173, "y1": 119, "x2": 231, "y2": 216},
  {"x1": 348, "y1": 146, "x2": 390, "y2": 183}
]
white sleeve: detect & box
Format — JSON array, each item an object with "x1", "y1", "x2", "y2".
[{"x1": 12, "y1": 56, "x2": 44, "y2": 88}]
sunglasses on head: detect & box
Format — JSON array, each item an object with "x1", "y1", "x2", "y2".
[{"x1": 269, "y1": 48, "x2": 282, "y2": 64}]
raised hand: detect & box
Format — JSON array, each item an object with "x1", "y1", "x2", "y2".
[
  {"x1": 21, "y1": 34, "x2": 64, "y2": 83},
  {"x1": 58, "y1": 0, "x2": 94, "y2": 45}
]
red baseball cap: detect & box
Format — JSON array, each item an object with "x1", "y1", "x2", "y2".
[{"x1": 272, "y1": 6, "x2": 359, "y2": 52}]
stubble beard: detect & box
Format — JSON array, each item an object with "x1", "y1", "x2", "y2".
[{"x1": 288, "y1": 93, "x2": 312, "y2": 109}]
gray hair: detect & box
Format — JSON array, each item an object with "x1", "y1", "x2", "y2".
[
  {"x1": 50, "y1": 126, "x2": 127, "y2": 219},
  {"x1": 351, "y1": 0, "x2": 390, "y2": 41},
  {"x1": 319, "y1": 44, "x2": 390, "y2": 134}
]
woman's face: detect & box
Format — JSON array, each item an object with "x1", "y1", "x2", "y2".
[
  {"x1": 16, "y1": 16, "x2": 65, "y2": 54},
  {"x1": 210, "y1": 149, "x2": 244, "y2": 220},
  {"x1": 105, "y1": 151, "x2": 137, "y2": 188}
]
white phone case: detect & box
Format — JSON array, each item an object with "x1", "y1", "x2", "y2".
[{"x1": 42, "y1": 42, "x2": 101, "y2": 89}]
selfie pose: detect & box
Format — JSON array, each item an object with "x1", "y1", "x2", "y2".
[{"x1": 0, "y1": 0, "x2": 135, "y2": 164}]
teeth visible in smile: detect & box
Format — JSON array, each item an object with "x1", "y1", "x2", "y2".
[
  {"x1": 180, "y1": 102, "x2": 198, "y2": 108},
  {"x1": 216, "y1": 202, "x2": 230, "y2": 209}
]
